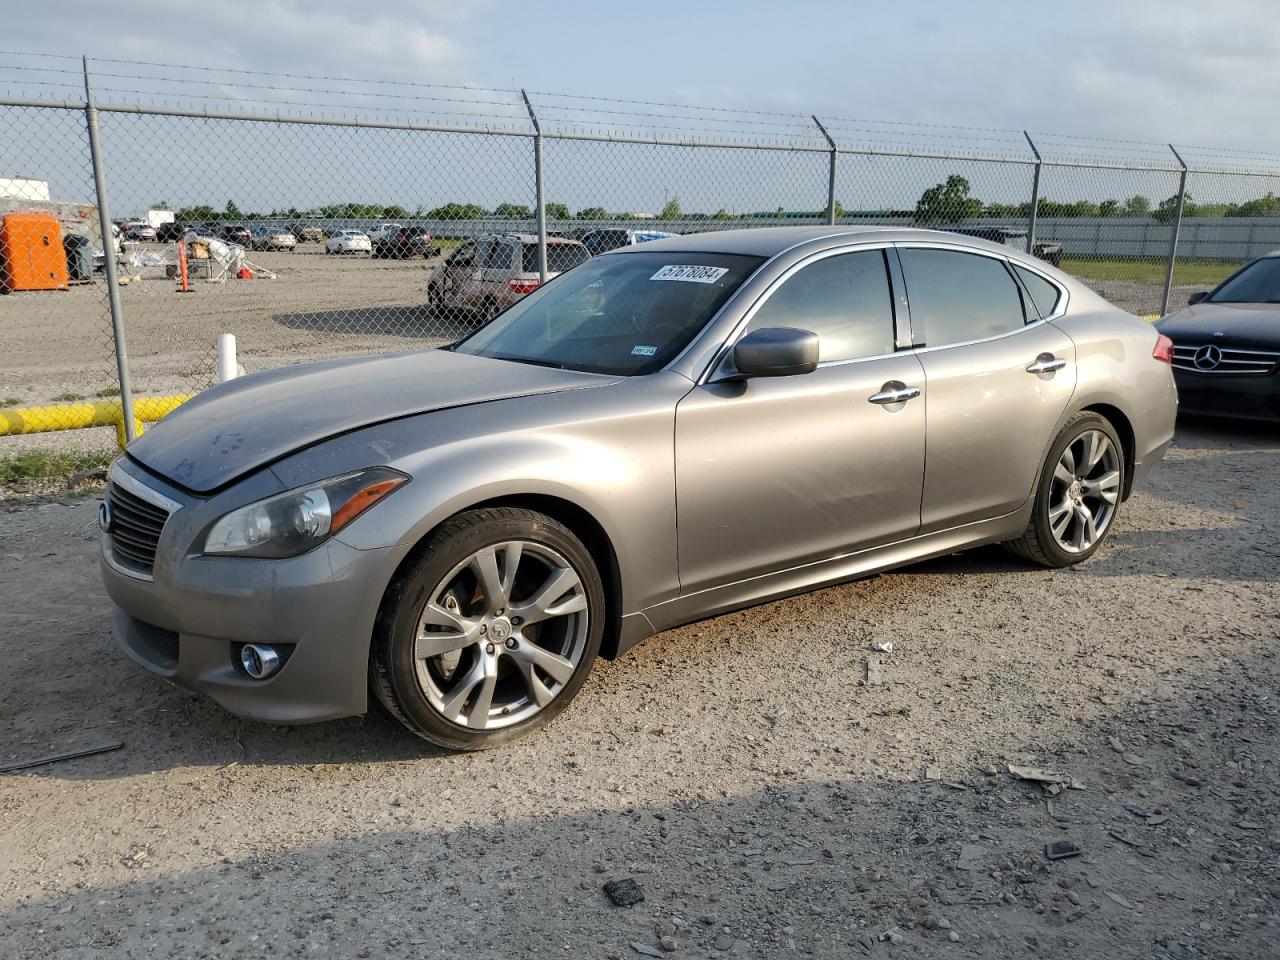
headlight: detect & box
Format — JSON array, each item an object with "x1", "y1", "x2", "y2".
[{"x1": 203, "y1": 467, "x2": 407, "y2": 558}]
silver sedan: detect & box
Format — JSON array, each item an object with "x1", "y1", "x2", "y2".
[{"x1": 100, "y1": 227, "x2": 1177, "y2": 749}]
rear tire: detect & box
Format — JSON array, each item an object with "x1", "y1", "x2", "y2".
[
  {"x1": 370, "y1": 507, "x2": 604, "y2": 751},
  {"x1": 1006, "y1": 412, "x2": 1125, "y2": 568}
]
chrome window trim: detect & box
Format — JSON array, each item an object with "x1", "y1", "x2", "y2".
[
  {"x1": 697, "y1": 240, "x2": 901, "y2": 385},
  {"x1": 666, "y1": 230, "x2": 869, "y2": 377},
  {"x1": 891, "y1": 241, "x2": 1070, "y2": 354}
]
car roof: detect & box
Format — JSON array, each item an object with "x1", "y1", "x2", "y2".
[
  {"x1": 606, "y1": 225, "x2": 1024, "y2": 258},
  {"x1": 477, "y1": 233, "x2": 583, "y2": 246}
]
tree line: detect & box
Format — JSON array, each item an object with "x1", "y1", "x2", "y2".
[
  {"x1": 914, "y1": 176, "x2": 1280, "y2": 224},
  {"x1": 168, "y1": 182, "x2": 1280, "y2": 225}
]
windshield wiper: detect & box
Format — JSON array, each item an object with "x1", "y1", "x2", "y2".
[{"x1": 490, "y1": 355, "x2": 568, "y2": 370}]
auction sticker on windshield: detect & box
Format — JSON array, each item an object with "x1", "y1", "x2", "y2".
[{"x1": 650, "y1": 264, "x2": 729, "y2": 284}]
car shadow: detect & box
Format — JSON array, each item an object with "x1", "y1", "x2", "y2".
[{"x1": 3, "y1": 641, "x2": 1275, "y2": 959}]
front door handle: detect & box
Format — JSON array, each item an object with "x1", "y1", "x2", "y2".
[
  {"x1": 868, "y1": 381, "x2": 922, "y2": 405},
  {"x1": 1026, "y1": 353, "x2": 1067, "y2": 375}
]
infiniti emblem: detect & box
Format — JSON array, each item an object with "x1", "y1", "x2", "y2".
[
  {"x1": 98, "y1": 500, "x2": 113, "y2": 533},
  {"x1": 1193, "y1": 345, "x2": 1223, "y2": 370}
]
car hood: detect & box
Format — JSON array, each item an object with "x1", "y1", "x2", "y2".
[
  {"x1": 1158, "y1": 301, "x2": 1280, "y2": 345},
  {"x1": 127, "y1": 349, "x2": 618, "y2": 494}
]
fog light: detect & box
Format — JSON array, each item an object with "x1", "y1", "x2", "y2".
[{"x1": 239, "y1": 643, "x2": 282, "y2": 680}]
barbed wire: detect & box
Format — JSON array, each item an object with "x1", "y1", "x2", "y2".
[{"x1": 3, "y1": 48, "x2": 1280, "y2": 171}]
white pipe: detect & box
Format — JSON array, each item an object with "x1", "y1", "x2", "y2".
[{"x1": 216, "y1": 333, "x2": 239, "y2": 383}]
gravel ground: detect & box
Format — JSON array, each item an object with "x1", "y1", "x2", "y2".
[
  {"x1": 0, "y1": 418, "x2": 1276, "y2": 958},
  {"x1": 0, "y1": 244, "x2": 461, "y2": 408}
]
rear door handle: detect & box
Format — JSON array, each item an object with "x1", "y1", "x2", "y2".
[
  {"x1": 868, "y1": 381, "x2": 922, "y2": 405},
  {"x1": 1026, "y1": 354, "x2": 1067, "y2": 375}
]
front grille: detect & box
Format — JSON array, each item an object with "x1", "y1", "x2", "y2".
[
  {"x1": 1171, "y1": 343, "x2": 1280, "y2": 376},
  {"x1": 107, "y1": 481, "x2": 171, "y2": 574}
]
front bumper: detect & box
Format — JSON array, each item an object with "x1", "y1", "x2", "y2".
[
  {"x1": 1171, "y1": 368, "x2": 1280, "y2": 422},
  {"x1": 101, "y1": 462, "x2": 396, "y2": 724}
]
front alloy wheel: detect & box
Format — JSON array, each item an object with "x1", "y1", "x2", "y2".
[{"x1": 371, "y1": 507, "x2": 604, "y2": 749}]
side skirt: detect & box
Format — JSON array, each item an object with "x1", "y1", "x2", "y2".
[{"x1": 616, "y1": 504, "x2": 1031, "y2": 657}]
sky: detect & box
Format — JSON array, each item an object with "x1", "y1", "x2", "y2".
[
  {"x1": 4, "y1": 1, "x2": 1280, "y2": 216},
  {"x1": 10, "y1": 0, "x2": 1280, "y2": 153}
]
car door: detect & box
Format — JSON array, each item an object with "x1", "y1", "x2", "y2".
[
  {"x1": 480, "y1": 238, "x2": 517, "y2": 297},
  {"x1": 675, "y1": 247, "x2": 926, "y2": 593},
  {"x1": 896, "y1": 244, "x2": 1076, "y2": 532}
]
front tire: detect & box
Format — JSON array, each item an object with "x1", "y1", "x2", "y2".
[
  {"x1": 1006, "y1": 412, "x2": 1125, "y2": 568},
  {"x1": 370, "y1": 507, "x2": 605, "y2": 750}
]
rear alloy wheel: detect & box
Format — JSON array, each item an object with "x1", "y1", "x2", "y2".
[
  {"x1": 371, "y1": 507, "x2": 604, "y2": 750},
  {"x1": 1007, "y1": 412, "x2": 1125, "y2": 567}
]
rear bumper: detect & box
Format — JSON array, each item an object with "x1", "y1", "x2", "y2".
[
  {"x1": 103, "y1": 535, "x2": 393, "y2": 724},
  {"x1": 1171, "y1": 369, "x2": 1280, "y2": 422}
]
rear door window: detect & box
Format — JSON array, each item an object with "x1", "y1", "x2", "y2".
[
  {"x1": 484, "y1": 241, "x2": 514, "y2": 269},
  {"x1": 744, "y1": 250, "x2": 896, "y2": 363},
  {"x1": 525, "y1": 243, "x2": 590, "y2": 273},
  {"x1": 899, "y1": 248, "x2": 1026, "y2": 347}
]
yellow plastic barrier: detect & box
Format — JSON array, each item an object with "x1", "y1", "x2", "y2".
[{"x1": 0, "y1": 394, "x2": 193, "y2": 448}]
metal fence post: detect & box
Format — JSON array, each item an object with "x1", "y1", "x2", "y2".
[
  {"x1": 1023, "y1": 131, "x2": 1042, "y2": 255},
  {"x1": 82, "y1": 56, "x2": 137, "y2": 443},
  {"x1": 1160, "y1": 144, "x2": 1189, "y2": 316},
  {"x1": 812, "y1": 116, "x2": 837, "y2": 225},
  {"x1": 521, "y1": 90, "x2": 547, "y2": 282}
]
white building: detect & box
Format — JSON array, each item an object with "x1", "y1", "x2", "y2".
[{"x1": 0, "y1": 176, "x2": 52, "y2": 202}]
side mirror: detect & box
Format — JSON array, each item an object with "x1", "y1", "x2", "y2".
[
  {"x1": 1188, "y1": 290, "x2": 1209, "y2": 305},
  {"x1": 732, "y1": 327, "x2": 819, "y2": 378}
]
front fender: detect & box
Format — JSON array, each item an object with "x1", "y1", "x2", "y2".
[{"x1": 268, "y1": 374, "x2": 692, "y2": 617}]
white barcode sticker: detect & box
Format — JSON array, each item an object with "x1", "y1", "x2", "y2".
[{"x1": 650, "y1": 264, "x2": 729, "y2": 284}]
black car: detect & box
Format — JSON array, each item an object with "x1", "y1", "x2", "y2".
[
  {"x1": 1156, "y1": 252, "x2": 1280, "y2": 422},
  {"x1": 155, "y1": 221, "x2": 189, "y2": 243},
  {"x1": 939, "y1": 225, "x2": 1064, "y2": 267},
  {"x1": 221, "y1": 223, "x2": 253, "y2": 246},
  {"x1": 372, "y1": 225, "x2": 434, "y2": 259}
]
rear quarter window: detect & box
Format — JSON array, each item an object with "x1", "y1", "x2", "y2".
[{"x1": 1014, "y1": 265, "x2": 1062, "y2": 319}]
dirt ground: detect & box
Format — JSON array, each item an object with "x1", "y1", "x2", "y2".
[{"x1": 0, "y1": 418, "x2": 1277, "y2": 959}]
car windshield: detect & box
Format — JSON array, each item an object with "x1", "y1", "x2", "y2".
[
  {"x1": 454, "y1": 250, "x2": 764, "y2": 375},
  {"x1": 1209, "y1": 257, "x2": 1280, "y2": 303}
]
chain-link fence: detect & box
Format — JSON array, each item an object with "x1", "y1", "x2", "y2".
[{"x1": 3, "y1": 53, "x2": 1280, "y2": 490}]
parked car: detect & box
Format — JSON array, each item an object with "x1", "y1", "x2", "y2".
[
  {"x1": 248, "y1": 226, "x2": 297, "y2": 252},
  {"x1": 123, "y1": 221, "x2": 157, "y2": 242},
  {"x1": 291, "y1": 222, "x2": 325, "y2": 243},
  {"x1": 372, "y1": 225, "x2": 433, "y2": 259},
  {"x1": 324, "y1": 229, "x2": 372, "y2": 255},
  {"x1": 1155, "y1": 250, "x2": 1280, "y2": 422},
  {"x1": 427, "y1": 234, "x2": 590, "y2": 321},
  {"x1": 578, "y1": 228, "x2": 675, "y2": 255},
  {"x1": 101, "y1": 226, "x2": 1176, "y2": 750},
  {"x1": 367, "y1": 222, "x2": 403, "y2": 243},
  {"x1": 939, "y1": 225, "x2": 1063, "y2": 267},
  {"x1": 155, "y1": 221, "x2": 189, "y2": 243},
  {"x1": 220, "y1": 224, "x2": 252, "y2": 246}
]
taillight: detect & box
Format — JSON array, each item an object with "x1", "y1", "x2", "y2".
[
  {"x1": 509, "y1": 279, "x2": 541, "y2": 294},
  {"x1": 1152, "y1": 334, "x2": 1174, "y2": 364}
]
